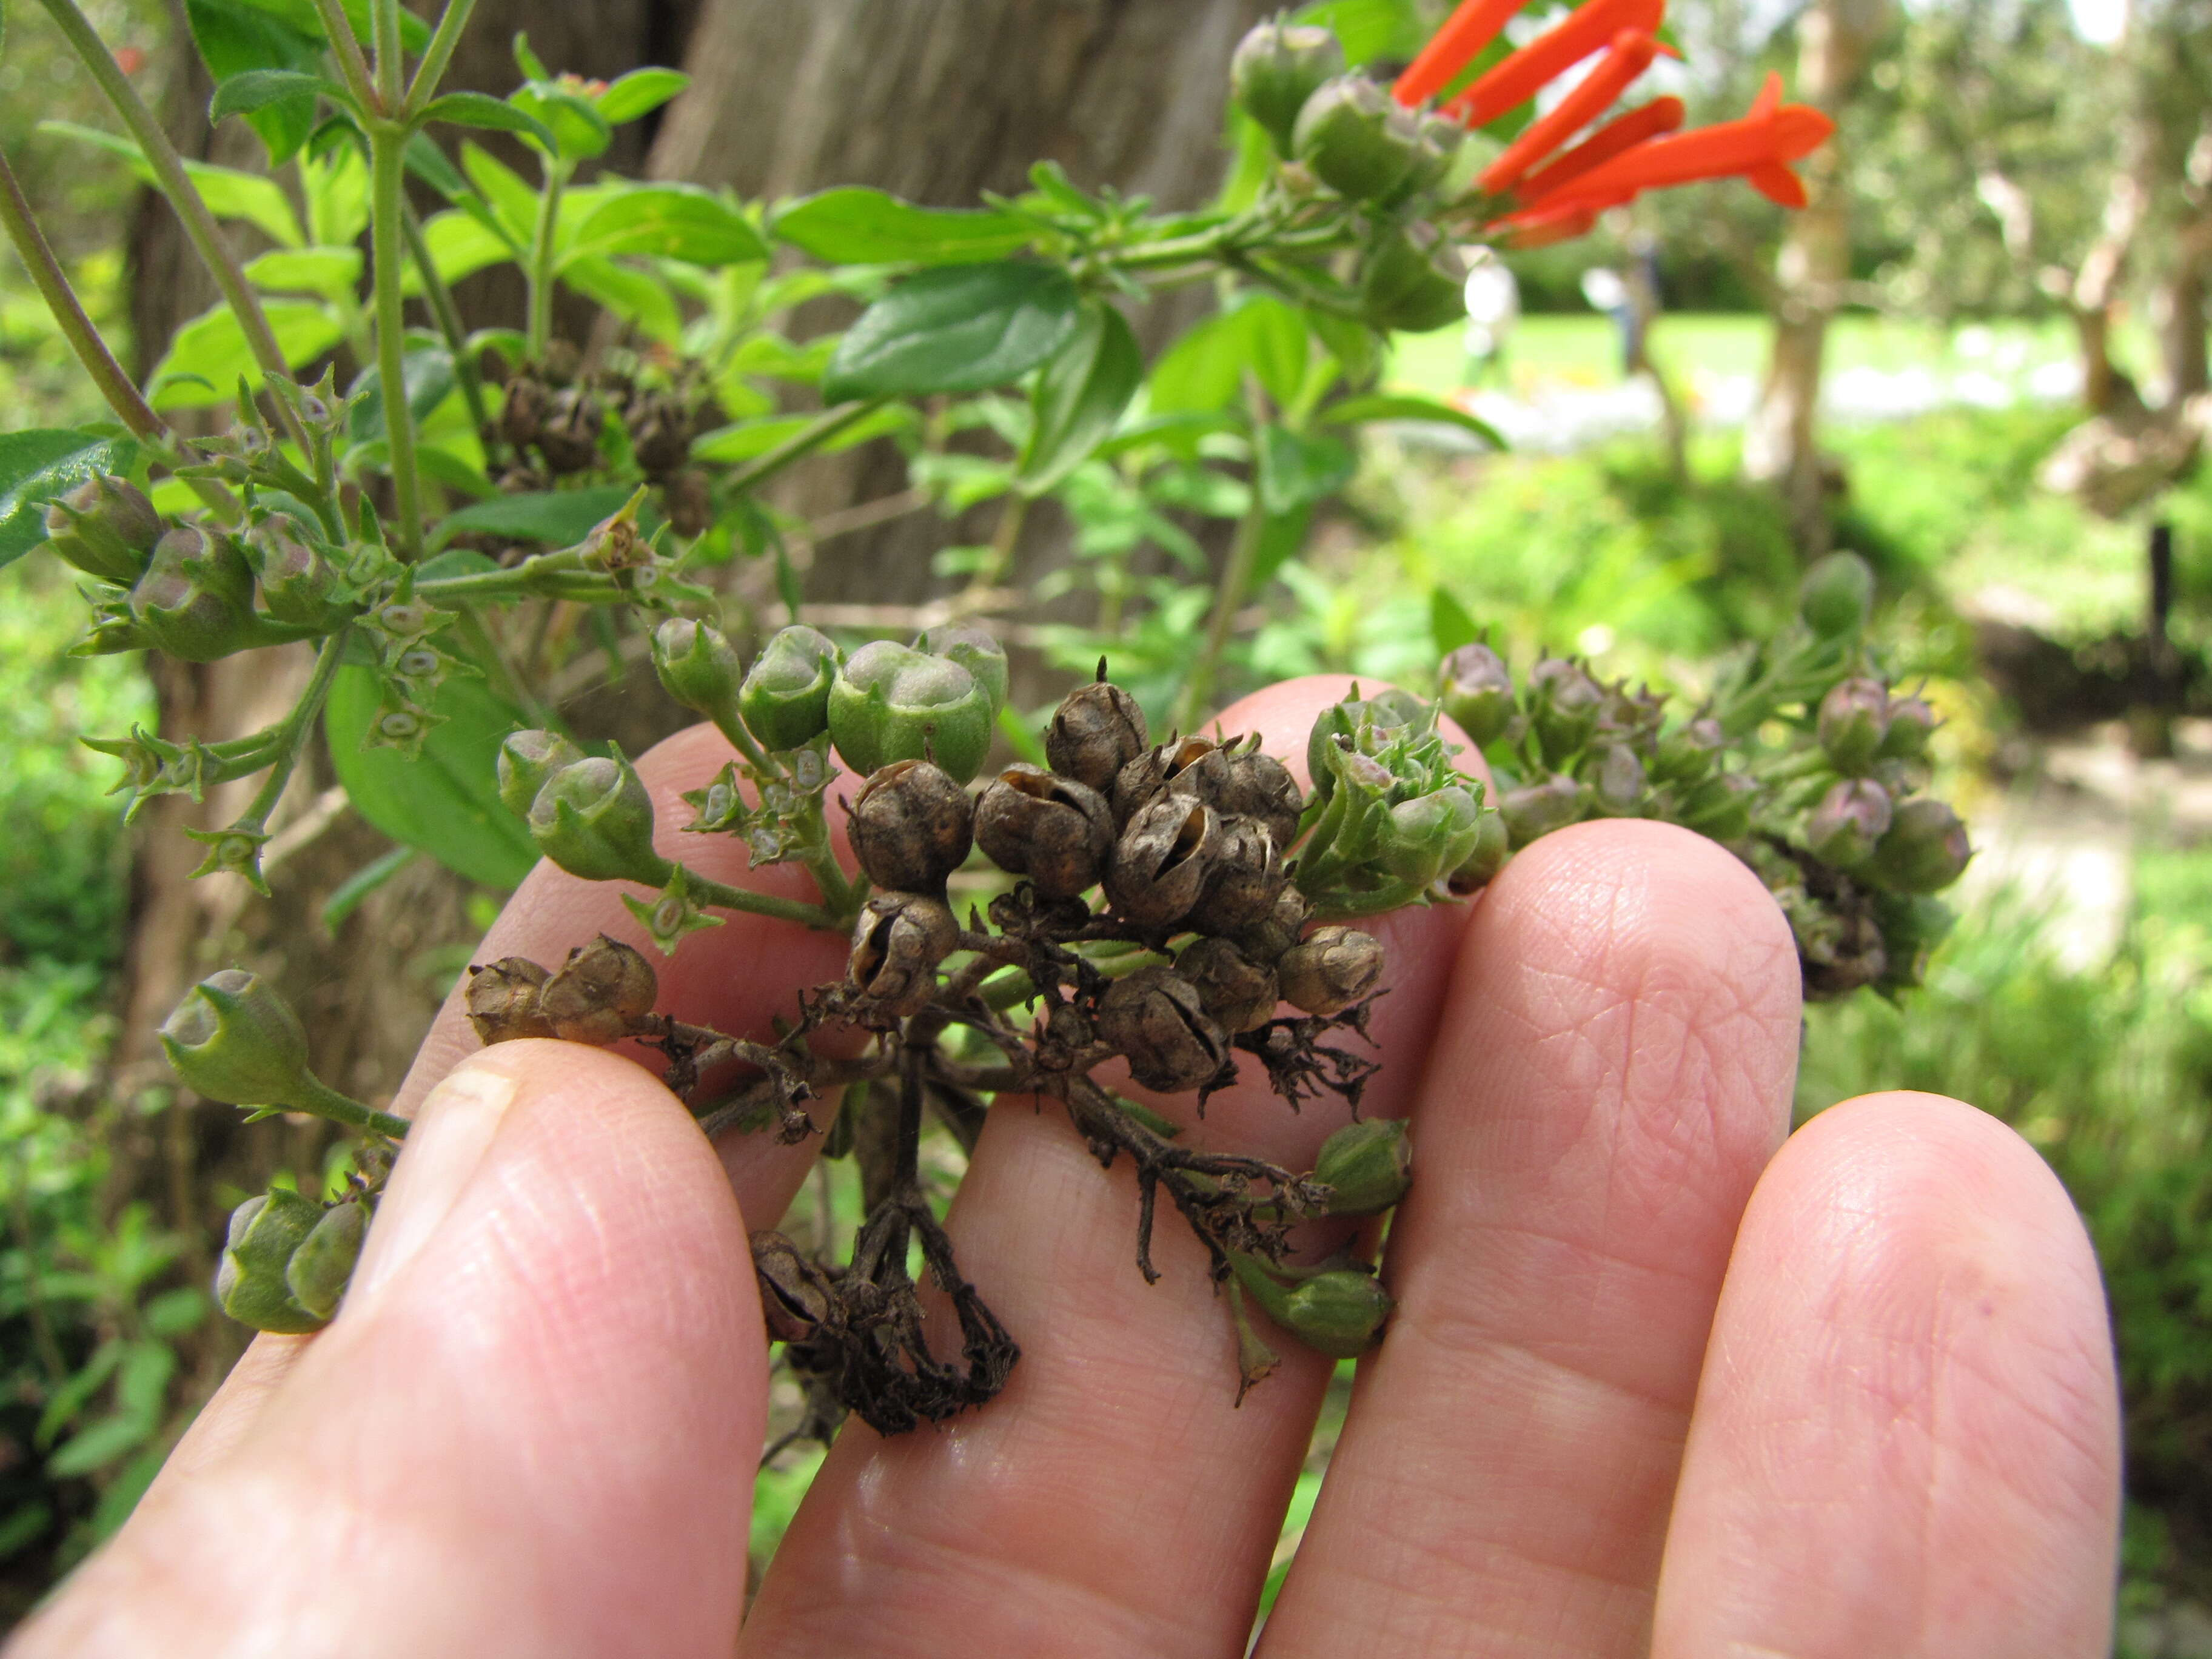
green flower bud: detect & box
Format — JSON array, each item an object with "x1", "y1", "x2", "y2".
[
  {"x1": 1592, "y1": 744, "x2": 1646, "y2": 814},
  {"x1": 497, "y1": 729, "x2": 586, "y2": 820},
  {"x1": 1231, "y1": 19, "x2": 1346, "y2": 153},
  {"x1": 526, "y1": 752, "x2": 672, "y2": 885},
  {"x1": 44, "y1": 476, "x2": 161, "y2": 585},
  {"x1": 130, "y1": 523, "x2": 263, "y2": 662},
  {"x1": 1498, "y1": 772, "x2": 1585, "y2": 847},
  {"x1": 243, "y1": 515, "x2": 343, "y2": 626},
  {"x1": 1805, "y1": 778, "x2": 1893, "y2": 868},
  {"x1": 1293, "y1": 75, "x2": 1423, "y2": 203},
  {"x1": 1382, "y1": 785, "x2": 1482, "y2": 885},
  {"x1": 1304, "y1": 688, "x2": 1427, "y2": 801},
  {"x1": 1878, "y1": 694, "x2": 1936, "y2": 761},
  {"x1": 284, "y1": 1199, "x2": 369, "y2": 1322},
  {"x1": 215, "y1": 1188, "x2": 327, "y2": 1334},
  {"x1": 1438, "y1": 643, "x2": 1514, "y2": 746},
  {"x1": 1527, "y1": 657, "x2": 1603, "y2": 760},
  {"x1": 737, "y1": 625, "x2": 839, "y2": 752},
  {"x1": 652, "y1": 617, "x2": 746, "y2": 722},
  {"x1": 1817, "y1": 678, "x2": 1890, "y2": 776},
  {"x1": 1281, "y1": 1268, "x2": 1393, "y2": 1358},
  {"x1": 1312, "y1": 1118, "x2": 1411, "y2": 1216},
  {"x1": 1651, "y1": 716, "x2": 1723, "y2": 785},
  {"x1": 1863, "y1": 797, "x2": 1971, "y2": 894},
  {"x1": 1446, "y1": 804, "x2": 1510, "y2": 894},
  {"x1": 1799, "y1": 552, "x2": 1875, "y2": 638},
  {"x1": 916, "y1": 623, "x2": 1009, "y2": 717},
  {"x1": 159, "y1": 969, "x2": 312, "y2": 1105},
  {"x1": 828, "y1": 640, "x2": 994, "y2": 784},
  {"x1": 1360, "y1": 226, "x2": 1467, "y2": 333},
  {"x1": 1677, "y1": 770, "x2": 1757, "y2": 843}
]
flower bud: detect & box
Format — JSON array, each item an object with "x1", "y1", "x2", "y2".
[
  {"x1": 1279, "y1": 1268, "x2": 1392, "y2": 1358},
  {"x1": 159, "y1": 969, "x2": 312, "y2": 1105},
  {"x1": 1190, "y1": 813, "x2": 1286, "y2": 933},
  {"x1": 1438, "y1": 643, "x2": 1514, "y2": 746},
  {"x1": 1216, "y1": 748, "x2": 1304, "y2": 851},
  {"x1": 1878, "y1": 694, "x2": 1935, "y2": 761},
  {"x1": 737, "y1": 624, "x2": 840, "y2": 751},
  {"x1": 44, "y1": 476, "x2": 161, "y2": 585},
  {"x1": 1498, "y1": 772, "x2": 1585, "y2": 847},
  {"x1": 1360, "y1": 226, "x2": 1467, "y2": 333},
  {"x1": 1677, "y1": 769, "x2": 1757, "y2": 842},
  {"x1": 1230, "y1": 18, "x2": 1346, "y2": 153},
  {"x1": 526, "y1": 752, "x2": 672, "y2": 885},
  {"x1": 1233, "y1": 885, "x2": 1312, "y2": 965},
  {"x1": 1097, "y1": 965, "x2": 1230, "y2": 1093},
  {"x1": 1312, "y1": 1119, "x2": 1411, "y2": 1216},
  {"x1": 1799, "y1": 552, "x2": 1875, "y2": 638},
  {"x1": 1104, "y1": 796, "x2": 1219, "y2": 928},
  {"x1": 974, "y1": 763, "x2": 1113, "y2": 897},
  {"x1": 497, "y1": 729, "x2": 586, "y2": 820},
  {"x1": 539, "y1": 933, "x2": 659, "y2": 1043},
  {"x1": 848, "y1": 758, "x2": 975, "y2": 891},
  {"x1": 284, "y1": 1199, "x2": 369, "y2": 1323},
  {"x1": 846, "y1": 891, "x2": 959, "y2": 1019},
  {"x1": 215, "y1": 1188, "x2": 327, "y2": 1333},
  {"x1": 1817, "y1": 678, "x2": 1891, "y2": 776},
  {"x1": 916, "y1": 623, "x2": 1008, "y2": 716},
  {"x1": 1863, "y1": 797, "x2": 1971, "y2": 894},
  {"x1": 1527, "y1": 657, "x2": 1604, "y2": 760},
  {"x1": 1806, "y1": 778, "x2": 1894, "y2": 868},
  {"x1": 1652, "y1": 716, "x2": 1724, "y2": 784},
  {"x1": 244, "y1": 514, "x2": 342, "y2": 626},
  {"x1": 1278, "y1": 925, "x2": 1382, "y2": 1016},
  {"x1": 1592, "y1": 745, "x2": 1646, "y2": 814},
  {"x1": 1446, "y1": 805, "x2": 1510, "y2": 894},
  {"x1": 1175, "y1": 936, "x2": 1279, "y2": 1034},
  {"x1": 1304, "y1": 688, "x2": 1427, "y2": 797},
  {"x1": 652, "y1": 617, "x2": 745, "y2": 722},
  {"x1": 465, "y1": 956, "x2": 557, "y2": 1042},
  {"x1": 1293, "y1": 75, "x2": 1422, "y2": 203},
  {"x1": 1382, "y1": 785, "x2": 1483, "y2": 886},
  {"x1": 537, "y1": 385, "x2": 603, "y2": 474},
  {"x1": 130, "y1": 523, "x2": 261, "y2": 662},
  {"x1": 828, "y1": 640, "x2": 993, "y2": 784},
  {"x1": 1047, "y1": 670, "x2": 1149, "y2": 793}
]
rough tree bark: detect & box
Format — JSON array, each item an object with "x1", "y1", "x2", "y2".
[{"x1": 1741, "y1": 0, "x2": 1889, "y2": 557}]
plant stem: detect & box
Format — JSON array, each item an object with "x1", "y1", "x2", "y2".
[
  {"x1": 367, "y1": 123, "x2": 423, "y2": 557},
  {"x1": 402, "y1": 0, "x2": 478, "y2": 116},
  {"x1": 684, "y1": 867, "x2": 839, "y2": 931},
  {"x1": 722, "y1": 398, "x2": 891, "y2": 497},
  {"x1": 33, "y1": 0, "x2": 310, "y2": 454},
  {"x1": 304, "y1": 0, "x2": 379, "y2": 113},
  {"x1": 236, "y1": 629, "x2": 352, "y2": 833},
  {"x1": 1175, "y1": 481, "x2": 1267, "y2": 733},
  {"x1": 370, "y1": 0, "x2": 403, "y2": 109},
  {"x1": 525, "y1": 158, "x2": 571, "y2": 362},
  {"x1": 964, "y1": 490, "x2": 1028, "y2": 603},
  {"x1": 295, "y1": 1074, "x2": 412, "y2": 1141},
  {"x1": 400, "y1": 200, "x2": 493, "y2": 444},
  {"x1": 0, "y1": 148, "x2": 161, "y2": 441}
]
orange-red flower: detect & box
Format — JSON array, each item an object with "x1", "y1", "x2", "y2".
[
  {"x1": 1478, "y1": 28, "x2": 1663, "y2": 193},
  {"x1": 1515, "y1": 95, "x2": 1684, "y2": 204},
  {"x1": 1443, "y1": 0, "x2": 1666, "y2": 128},
  {"x1": 1392, "y1": 0, "x2": 1527, "y2": 107}
]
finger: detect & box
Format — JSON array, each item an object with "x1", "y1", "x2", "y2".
[
  {"x1": 19, "y1": 1040, "x2": 767, "y2": 1659},
  {"x1": 1262, "y1": 820, "x2": 1801, "y2": 1658},
  {"x1": 740, "y1": 675, "x2": 1487, "y2": 1659},
  {"x1": 1652, "y1": 1091, "x2": 2121, "y2": 1659}
]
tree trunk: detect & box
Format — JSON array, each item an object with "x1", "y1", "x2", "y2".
[
  {"x1": 1741, "y1": 0, "x2": 1889, "y2": 556},
  {"x1": 2158, "y1": 212, "x2": 2212, "y2": 404}
]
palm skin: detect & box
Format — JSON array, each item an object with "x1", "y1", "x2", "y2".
[{"x1": 12, "y1": 677, "x2": 2120, "y2": 1659}]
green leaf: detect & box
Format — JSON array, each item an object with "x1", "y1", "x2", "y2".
[
  {"x1": 773, "y1": 188, "x2": 1033, "y2": 265},
  {"x1": 823, "y1": 262, "x2": 1080, "y2": 402},
  {"x1": 0, "y1": 1502, "x2": 54, "y2": 1560},
  {"x1": 1255, "y1": 423, "x2": 1354, "y2": 516},
  {"x1": 325, "y1": 666, "x2": 539, "y2": 890},
  {"x1": 1148, "y1": 295, "x2": 1309, "y2": 415},
  {"x1": 1430, "y1": 586, "x2": 1481, "y2": 655},
  {"x1": 509, "y1": 83, "x2": 612, "y2": 162},
  {"x1": 1016, "y1": 301, "x2": 1142, "y2": 495},
  {"x1": 408, "y1": 210, "x2": 513, "y2": 289},
  {"x1": 565, "y1": 184, "x2": 768, "y2": 267},
  {"x1": 186, "y1": 0, "x2": 323, "y2": 161},
  {"x1": 427, "y1": 484, "x2": 635, "y2": 551},
  {"x1": 561, "y1": 255, "x2": 681, "y2": 344},
  {"x1": 45, "y1": 1412, "x2": 155, "y2": 1479},
  {"x1": 594, "y1": 67, "x2": 688, "y2": 124},
  {"x1": 403, "y1": 131, "x2": 472, "y2": 203},
  {"x1": 243, "y1": 244, "x2": 362, "y2": 296},
  {"x1": 41, "y1": 121, "x2": 304, "y2": 246},
  {"x1": 209, "y1": 67, "x2": 329, "y2": 120},
  {"x1": 460, "y1": 141, "x2": 541, "y2": 247},
  {"x1": 1290, "y1": 0, "x2": 1424, "y2": 64},
  {"x1": 1319, "y1": 392, "x2": 1505, "y2": 448},
  {"x1": 691, "y1": 404, "x2": 914, "y2": 463},
  {"x1": 1093, "y1": 409, "x2": 1236, "y2": 463},
  {"x1": 349, "y1": 344, "x2": 457, "y2": 445},
  {"x1": 0, "y1": 429, "x2": 139, "y2": 571},
  {"x1": 148, "y1": 300, "x2": 345, "y2": 407},
  {"x1": 418, "y1": 92, "x2": 555, "y2": 155}
]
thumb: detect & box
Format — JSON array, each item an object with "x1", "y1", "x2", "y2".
[{"x1": 15, "y1": 1042, "x2": 766, "y2": 1659}]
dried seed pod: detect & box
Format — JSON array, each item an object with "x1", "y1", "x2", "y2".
[
  {"x1": 539, "y1": 934, "x2": 659, "y2": 1045},
  {"x1": 1113, "y1": 734, "x2": 1230, "y2": 828},
  {"x1": 1233, "y1": 885, "x2": 1312, "y2": 965},
  {"x1": 1278, "y1": 924, "x2": 1383, "y2": 1016},
  {"x1": 1096, "y1": 966, "x2": 1231, "y2": 1093},
  {"x1": 847, "y1": 759, "x2": 974, "y2": 892},
  {"x1": 1216, "y1": 748, "x2": 1304, "y2": 850},
  {"x1": 846, "y1": 891, "x2": 959, "y2": 1018},
  {"x1": 537, "y1": 386, "x2": 605, "y2": 474},
  {"x1": 973, "y1": 764, "x2": 1113, "y2": 897},
  {"x1": 663, "y1": 468, "x2": 714, "y2": 538},
  {"x1": 498, "y1": 372, "x2": 549, "y2": 449},
  {"x1": 1175, "y1": 936, "x2": 1280, "y2": 1034},
  {"x1": 465, "y1": 957, "x2": 555, "y2": 1043},
  {"x1": 1189, "y1": 814, "x2": 1285, "y2": 934},
  {"x1": 626, "y1": 392, "x2": 694, "y2": 476},
  {"x1": 1047, "y1": 668, "x2": 1149, "y2": 793},
  {"x1": 751, "y1": 1229, "x2": 834, "y2": 1341},
  {"x1": 1103, "y1": 796, "x2": 1219, "y2": 928}
]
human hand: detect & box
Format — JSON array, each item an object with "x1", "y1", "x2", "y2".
[{"x1": 12, "y1": 677, "x2": 2120, "y2": 1659}]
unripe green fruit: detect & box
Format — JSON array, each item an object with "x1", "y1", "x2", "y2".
[
  {"x1": 1382, "y1": 785, "x2": 1482, "y2": 885},
  {"x1": 284, "y1": 1199, "x2": 369, "y2": 1322},
  {"x1": 1231, "y1": 19, "x2": 1346, "y2": 153},
  {"x1": 652, "y1": 617, "x2": 746, "y2": 723},
  {"x1": 1498, "y1": 772, "x2": 1585, "y2": 846},
  {"x1": 1863, "y1": 797, "x2": 1971, "y2": 894},
  {"x1": 1879, "y1": 694, "x2": 1936, "y2": 761},
  {"x1": 1312, "y1": 1119, "x2": 1412, "y2": 1217},
  {"x1": 244, "y1": 515, "x2": 343, "y2": 627},
  {"x1": 159, "y1": 969, "x2": 312, "y2": 1105},
  {"x1": 1293, "y1": 76, "x2": 1423, "y2": 203},
  {"x1": 45, "y1": 476, "x2": 162, "y2": 585},
  {"x1": 1800, "y1": 552, "x2": 1875, "y2": 638},
  {"x1": 828, "y1": 640, "x2": 993, "y2": 784},
  {"x1": 1280, "y1": 1268, "x2": 1393, "y2": 1357},
  {"x1": 1817, "y1": 678, "x2": 1890, "y2": 776},
  {"x1": 130, "y1": 523, "x2": 262, "y2": 662},
  {"x1": 1806, "y1": 777, "x2": 1893, "y2": 868},
  {"x1": 526, "y1": 753, "x2": 672, "y2": 885},
  {"x1": 1526, "y1": 657, "x2": 1603, "y2": 760},
  {"x1": 1447, "y1": 803, "x2": 1510, "y2": 893},
  {"x1": 215, "y1": 1188, "x2": 327, "y2": 1334},
  {"x1": 739, "y1": 625, "x2": 840, "y2": 752},
  {"x1": 497, "y1": 729, "x2": 586, "y2": 821},
  {"x1": 1438, "y1": 643, "x2": 1513, "y2": 746},
  {"x1": 916, "y1": 623, "x2": 1009, "y2": 717},
  {"x1": 1360, "y1": 226, "x2": 1468, "y2": 332}
]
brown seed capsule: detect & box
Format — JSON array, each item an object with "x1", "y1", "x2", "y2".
[
  {"x1": 1278, "y1": 925, "x2": 1383, "y2": 1016},
  {"x1": 464, "y1": 957, "x2": 555, "y2": 1044},
  {"x1": 1113, "y1": 734, "x2": 1234, "y2": 828},
  {"x1": 1233, "y1": 885, "x2": 1313, "y2": 965},
  {"x1": 749, "y1": 1229, "x2": 835, "y2": 1342},
  {"x1": 846, "y1": 759, "x2": 974, "y2": 893},
  {"x1": 498, "y1": 374, "x2": 549, "y2": 449},
  {"x1": 1215, "y1": 747, "x2": 1305, "y2": 850},
  {"x1": 539, "y1": 934, "x2": 659, "y2": 1044},
  {"x1": 1189, "y1": 814, "x2": 1285, "y2": 934},
  {"x1": 626, "y1": 392, "x2": 694, "y2": 477},
  {"x1": 537, "y1": 386, "x2": 604, "y2": 474},
  {"x1": 1175, "y1": 936, "x2": 1280, "y2": 1034},
  {"x1": 1047, "y1": 668, "x2": 1150, "y2": 793},
  {"x1": 1096, "y1": 965, "x2": 1231, "y2": 1093},
  {"x1": 1103, "y1": 796, "x2": 1220, "y2": 928},
  {"x1": 973, "y1": 764, "x2": 1114, "y2": 897},
  {"x1": 846, "y1": 891, "x2": 959, "y2": 1018}
]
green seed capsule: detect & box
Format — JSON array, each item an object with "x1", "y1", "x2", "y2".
[
  {"x1": 497, "y1": 729, "x2": 586, "y2": 820},
  {"x1": 916, "y1": 623, "x2": 1009, "y2": 717},
  {"x1": 1312, "y1": 1119, "x2": 1412, "y2": 1217},
  {"x1": 652, "y1": 617, "x2": 746, "y2": 724},
  {"x1": 1231, "y1": 19, "x2": 1346, "y2": 154},
  {"x1": 1293, "y1": 76, "x2": 1424, "y2": 203},
  {"x1": 284, "y1": 1199, "x2": 370, "y2": 1322},
  {"x1": 215, "y1": 1188, "x2": 326, "y2": 1334},
  {"x1": 1799, "y1": 552, "x2": 1875, "y2": 638},
  {"x1": 130, "y1": 523, "x2": 263, "y2": 662},
  {"x1": 1360, "y1": 226, "x2": 1467, "y2": 333},
  {"x1": 45, "y1": 476, "x2": 162, "y2": 585},
  {"x1": 739, "y1": 625, "x2": 841, "y2": 752},
  {"x1": 1863, "y1": 797, "x2": 1971, "y2": 894},
  {"x1": 828, "y1": 640, "x2": 994, "y2": 784},
  {"x1": 1281, "y1": 1269, "x2": 1393, "y2": 1358},
  {"x1": 1438, "y1": 643, "x2": 1514, "y2": 746},
  {"x1": 526, "y1": 752, "x2": 672, "y2": 885},
  {"x1": 159, "y1": 969, "x2": 313, "y2": 1106},
  {"x1": 244, "y1": 515, "x2": 343, "y2": 627},
  {"x1": 1381, "y1": 785, "x2": 1483, "y2": 886}
]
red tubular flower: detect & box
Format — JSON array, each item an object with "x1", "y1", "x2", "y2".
[
  {"x1": 1518, "y1": 72, "x2": 1834, "y2": 214},
  {"x1": 1478, "y1": 28, "x2": 1661, "y2": 193},
  {"x1": 1393, "y1": 0, "x2": 1527, "y2": 107},
  {"x1": 1444, "y1": 0, "x2": 1666, "y2": 128},
  {"x1": 1514, "y1": 94, "x2": 1684, "y2": 203},
  {"x1": 1500, "y1": 201, "x2": 1601, "y2": 247}
]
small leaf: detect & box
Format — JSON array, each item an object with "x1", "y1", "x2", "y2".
[
  {"x1": 427, "y1": 484, "x2": 635, "y2": 550},
  {"x1": 1255, "y1": 423, "x2": 1354, "y2": 516},
  {"x1": 561, "y1": 255, "x2": 681, "y2": 344},
  {"x1": 564, "y1": 184, "x2": 768, "y2": 267},
  {"x1": 348, "y1": 344, "x2": 458, "y2": 444},
  {"x1": 823, "y1": 262, "x2": 1080, "y2": 402},
  {"x1": 243, "y1": 244, "x2": 362, "y2": 296},
  {"x1": 1319, "y1": 392, "x2": 1504, "y2": 448},
  {"x1": 418, "y1": 91, "x2": 555, "y2": 155},
  {"x1": 772, "y1": 188, "x2": 1033, "y2": 265},
  {"x1": 1148, "y1": 295, "x2": 1309, "y2": 415},
  {"x1": 148, "y1": 300, "x2": 345, "y2": 408},
  {"x1": 184, "y1": 0, "x2": 323, "y2": 161},
  {"x1": 41, "y1": 121, "x2": 304, "y2": 246},
  {"x1": 1430, "y1": 585, "x2": 1480, "y2": 655},
  {"x1": 0, "y1": 429, "x2": 139, "y2": 571},
  {"x1": 595, "y1": 67, "x2": 688, "y2": 124},
  {"x1": 690, "y1": 404, "x2": 914, "y2": 464},
  {"x1": 1016, "y1": 301, "x2": 1142, "y2": 495},
  {"x1": 403, "y1": 131, "x2": 472, "y2": 203},
  {"x1": 209, "y1": 67, "x2": 329, "y2": 120}
]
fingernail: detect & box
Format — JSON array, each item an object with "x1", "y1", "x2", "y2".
[{"x1": 344, "y1": 1059, "x2": 519, "y2": 1308}]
